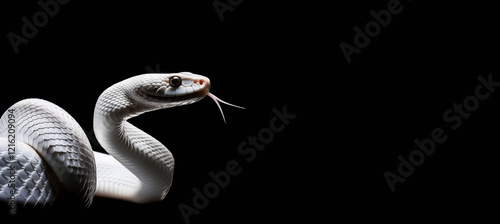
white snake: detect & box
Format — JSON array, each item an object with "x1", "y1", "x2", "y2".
[{"x1": 0, "y1": 73, "x2": 243, "y2": 207}]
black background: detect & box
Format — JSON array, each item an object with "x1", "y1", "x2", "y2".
[{"x1": 1, "y1": 0, "x2": 499, "y2": 222}]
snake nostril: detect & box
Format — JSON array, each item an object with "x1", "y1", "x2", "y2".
[{"x1": 199, "y1": 80, "x2": 205, "y2": 85}]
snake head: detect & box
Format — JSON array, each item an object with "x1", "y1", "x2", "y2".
[
  {"x1": 122, "y1": 72, "x2": 243, "y2": 123},
  {"x1": 131, "y1": 72, "x2": 211, "y2": 108}
]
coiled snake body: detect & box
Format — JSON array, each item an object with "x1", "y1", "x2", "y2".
[{"x1": 0, "y1": 73, "x2": 242, "y2": 207}]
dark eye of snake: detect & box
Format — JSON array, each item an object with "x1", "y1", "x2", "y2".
[{"x1": 169, "y1": 76, "x2": 182, "y2": 87}]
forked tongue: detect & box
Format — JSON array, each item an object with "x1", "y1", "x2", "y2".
[{"x1": 207, "y1": 92, "x2": 245, "y2": 123}]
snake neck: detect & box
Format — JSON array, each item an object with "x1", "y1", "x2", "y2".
[{"x1": 93, "y1": 82, "x2": 174, "y2": 203}]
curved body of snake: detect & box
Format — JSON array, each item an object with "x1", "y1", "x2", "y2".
[{"x1": 0, "y1": 73, "x2": 242, "y2": 207}]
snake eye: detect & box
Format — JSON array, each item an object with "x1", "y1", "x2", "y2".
[{"x1": 169, "y1": 76, "x2": 182, "y2": 87}]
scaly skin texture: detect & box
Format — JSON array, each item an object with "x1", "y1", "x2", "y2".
[
  {"x1": 0, "y1": 72, "x2": 211, "y2": 207},
  {"x1": 0, "y1": 99, "x2": 96, "y2": 207}
]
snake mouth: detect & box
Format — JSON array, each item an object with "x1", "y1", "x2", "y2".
[{"x1": 151, "y1": 81, "x2": 208, "y2": 98}]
